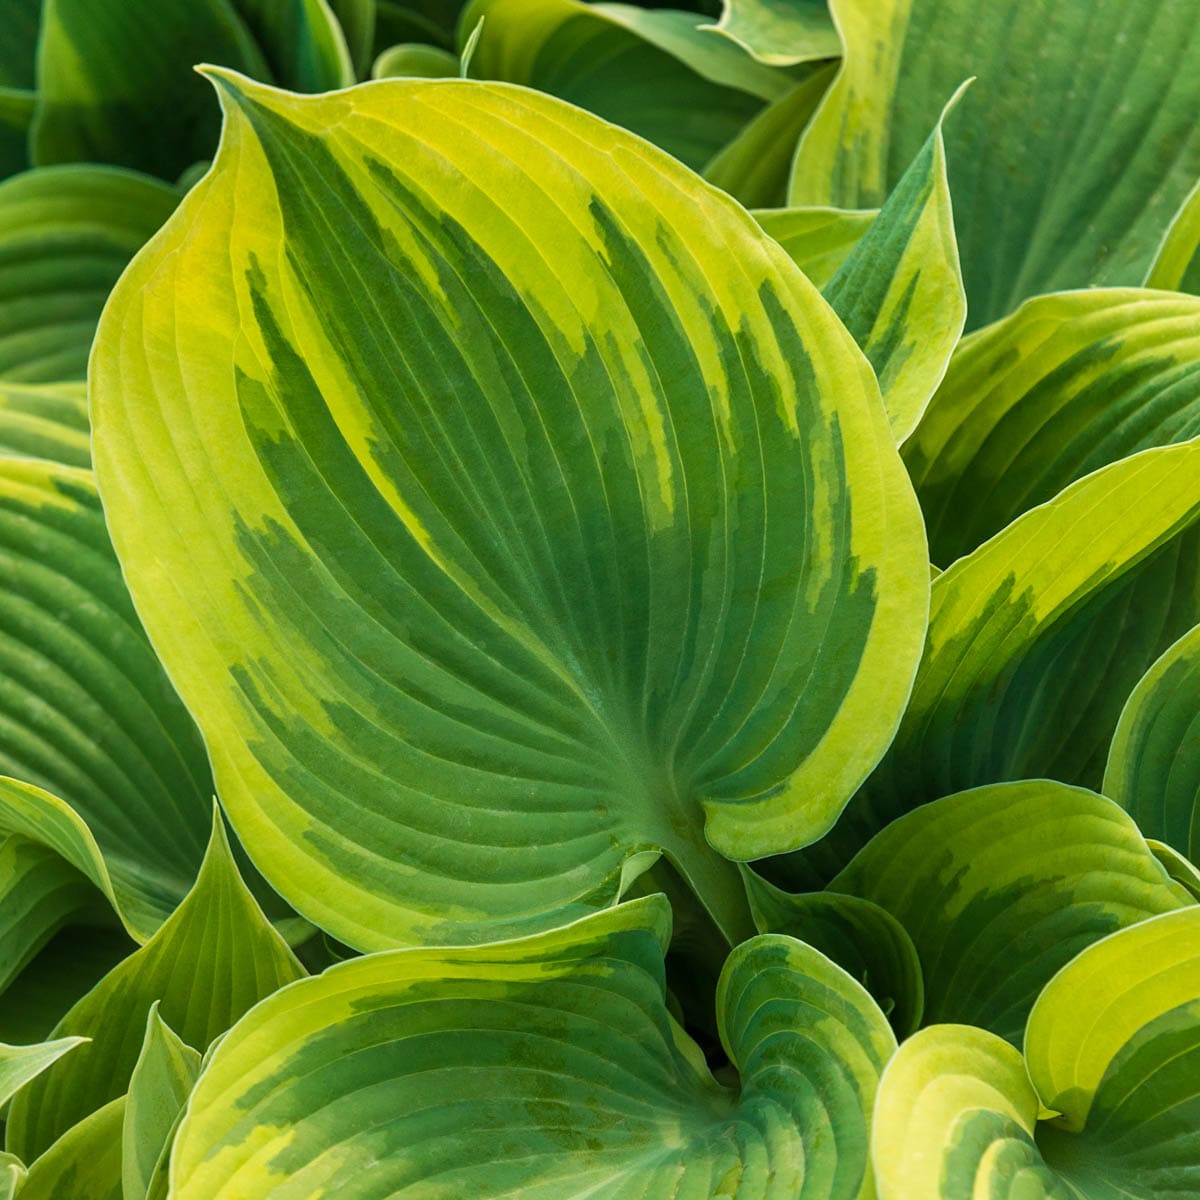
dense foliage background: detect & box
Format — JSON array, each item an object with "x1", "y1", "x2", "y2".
[{"x1": 1, "y1": 0, "x2": 1200, "y2": 1196}]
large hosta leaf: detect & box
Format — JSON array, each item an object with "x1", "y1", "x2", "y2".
[
  {"x1": 33, "y1": 0, "x2": 353, "y2": 179},
  {"x1": 874, "y1": 908, "x2": 1200, "y2": 1198},
  {"x1": 906, "y1": 289, "x2": 1200, "y2": 566},
  {"x1": 1106, "y1": 624, "x2": 1200, "y2": 864},
  {"x1": 0, "y1": 165, "x2": 177, "y2": 383},
  {"x1": 460, "y1": 0, "x2": 792, "y2": 171},
  {"x1": 785, "y1": 440, "x2": 1200, "y2": 883},
  {"x1": 91, "y1": 76, "x2": 928, "y2": 949},
  {"x1": 5, "y1": 814, "x2": 304, "y2": 1160},
  {"x1": 790, "y1": 0, "x2": 1200, "y2": 329},
  {"x1": 0, "y1": 458, "x2": 211, "y2": 937},
  {"x1": 830, "y1": 781, "x2": 1191, "y2": 1044},
  {"x1": 170, "y1": 896, "x2": 895, "y2": 1199}
]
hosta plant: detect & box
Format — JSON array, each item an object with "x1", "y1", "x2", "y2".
[{"x1": 0, "y1": 0, "x2": 1199, "y2": 1197}]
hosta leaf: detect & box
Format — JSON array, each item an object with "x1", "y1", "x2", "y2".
[
  {"x1": 872, "y1": 1025, "x2": 1070, "y2": 1200},
  {"x1": 18, "y1": 1096, "x2": 124, "y2": 1200},
  {"x1": 371, "y1": 42, "x2": 459, "y2": 78},
  {"x1": 460, "y1": 0, "x2": 781, "y2": 170},
  {"x1": 705, "y1": 0, "x2": 840, "y2": 66},
  {"x1": 0, "y1": 1155, "x2": 21, "y2": 1200},
  {"x1": 236, "y1": 0, "x2": 355, "y2": 93},
  {"x1": 0, "y1": 1035, "x2": 85, "y2": 1107},
  {"x1": 375, "y1": 0, "x2": 461, "y2": 50},
  {"x1": 821, "y1": 95, "x2": 965, "y2": 442},
  {"x1": 1106, "y1": 623, "x2": 1200, "y2": 863},
  {"x1": 170, "y1": 896, "x2": 896, "y2": 1199},
  {"x1": 91, "y1": 76, "x2": 928, "y2": 949},
  {"x1": 830, "y1": 781, "x2": 1191, "y2": 1044},
  {"x1": 1148, "y1": 839, "x2": 1200, "y2": 899},
  {"x1": 590, "y1": 4, "x2": 790, "y2": 98},
  {"x1": 789, "y1": 440, "x2": 1200, "y2": 884},
  {"x1": 907, "y1": 289, "x2": 1200, "y2": 567},
  {"x1": 0, "y1": 166, "x2": 178, "y2": 383},
  {"x1": 876, "y1": 909, "x2": 1200, "y2": 1198},
  {"x1": 0, "y1": 0, "x2": 40, "y2": 90},
  {"x1": 704, "y1": 63, "x2": 836, "y2": 210},
  {"x1": 32, "y1": 0, "x2": 352, "y2": 180},
  {"x1": 328, "y1": 0, "x2": 377, "y2": 77},
  {"x1": 0, "y1": 89, "x2": 34, "y2": 181},
  {"x1": 744, "y1": 869, "x2": 923, "y2": 1036},
  {"x1": 0, "y1": 382, "x2": 89, "y2": 467},
  {"x1": 0, "y1": 925, "x2": 132, "y2": 1044},
  {"x1": 33, "y1": 0, "x2": 267, "y2": 179},
  {"x1": 5, "y1": 814, "x2": 304, "y2": 1160},
  {"x1": 753, "y1": 205, "x2": 876, "y2": 288},
  {"x1": 0, "y1": 836, "x2": 101, "y2": 999},
  {"x1": 791, "y1": 0, "x2": 1200, "y2": 329},
  {"x1": 0, "y1": 459, "x2": 211, "y2": 937},
  {"x1": 1027, "y1": 908, "x2": 1200, "y2": 1194},
  {"x1": 1146, "y1": 180, "x2": 1200, "y2": 294},
  {"x1": 122, "y1": 1005, "x2": 200, "y2": 1200}
]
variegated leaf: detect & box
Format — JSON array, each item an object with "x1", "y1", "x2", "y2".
[{"x1": 91, "y1": 75, "x2": 928, "y2": 949}]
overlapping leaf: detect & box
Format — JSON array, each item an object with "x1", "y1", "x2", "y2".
[
  {"x1": 375, "y1": 0, "x2": 462, "y2": 51},
  {"x1": 0, "y1": 925, "x2": 132, "y2": 1044},
  {"x1": 1147, "y1": 181, "x2": 1200, "y2": 294},
  {"x1": 745, "y1": 870, "x2": 923, "y2": 1036},
  {"x1": 0, "y1": 1033, "x2": 85, "y2": 1106},
  {"x1": 791, "y1": 0, "x2": 1200, "y2": 328},
  {"x1": 820, "y1": 98, "x2": 964, "y2": 442},
  {"x1": 372, "y1": 42, "x2": 459, "y2": 78},
  {"x1": 705, "y1": 0, "x2": 840, "y2": 67},
  {"x1": 0, "y1": 458, "x2": 212, "y2": 938},
  {"x1": 0, "y1": 165, "x2": 177, "y2": 383},
  {"x1": 830, "y1": 781, "x2": 1191, "y2": 1043},
  {"x1": 753, "y1": 205, "x2": 875, "y2": 287},
  {"x1": 787, "y1": 440, "x2": 1200, "y2": 883},
  {"x1": 703, "y1": 63, "x2": 835, "y2": 208},
  {"x1": 907, "y1": 288, "x2": 1200, "y2": 565},
  {"x1": 33, "y1": 0, "x2": 353, "y2": 179},
  {"x1": 874, "y1": 908, "x2": 1200, "y2": 1198},
  {"x1": 0, "y1": 0, "x2": 41, "y2": 90},
  {"x1": 122, "y1": 1005, "x2": 200, "y2": 1200},
  {"x1": 0, "y1": 382, "x2": 89, "y2": 467},
  {"x1": 0, "y1": 836, "x2": 101, "y2": 1000},
  {"x1": 1106, "y1": 624, "x2": 1200, "y2": 864},
  {"x1": 91, "y1": 75, "x2": 928, "y2": 949},
  {"x1": 460, "y1": 0, "x2": 789, "y2": 170},
  {"x1": 18, "y1": 1096, "x2": 124, "y2": 1200},
  {"x1": 170, "y1": 896, "x2": 895, "y2": 1199},
  {"x1": 0, "y1": 90, "x2": 33, "y2": 181},
  {"x1": 5, "y1": 815, "x2": 303, "y2": 1160}
]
